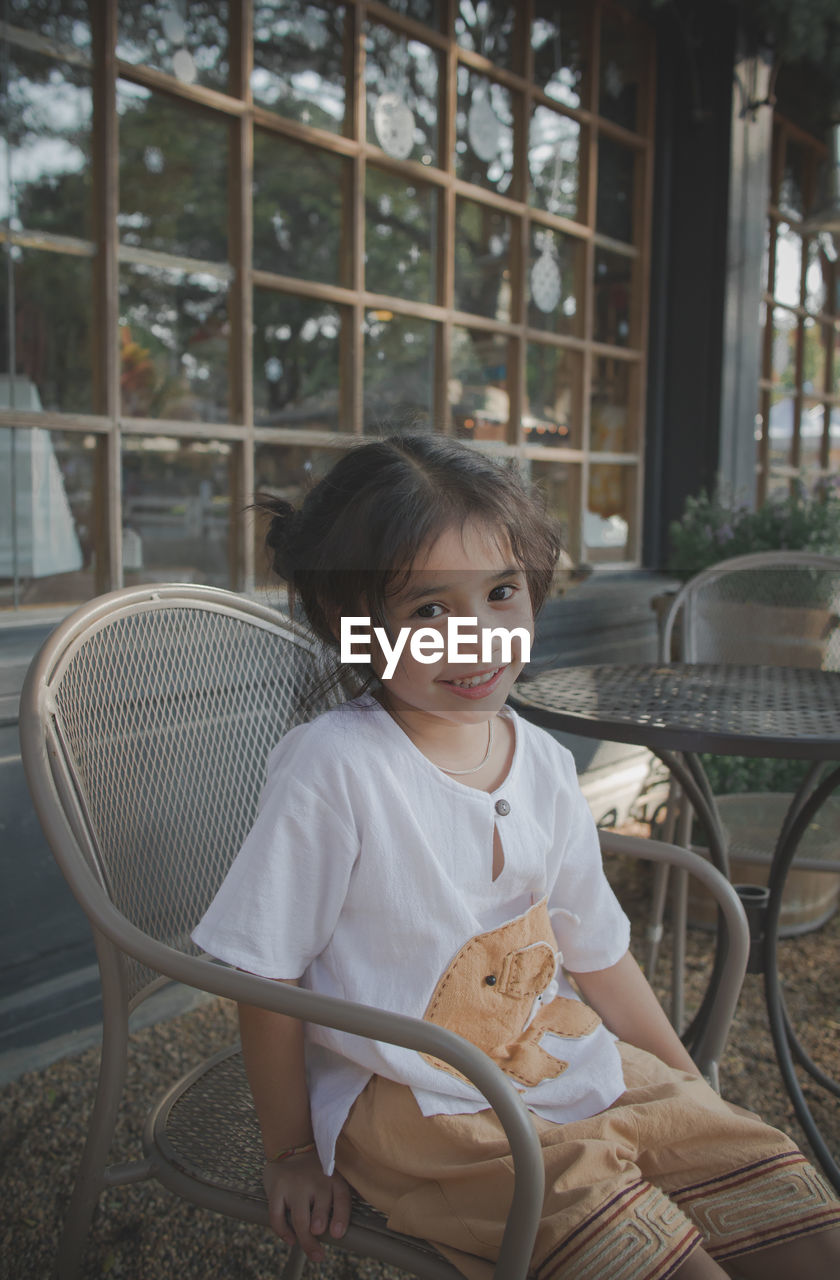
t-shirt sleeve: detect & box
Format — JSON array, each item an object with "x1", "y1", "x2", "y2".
[
  {"x1": 545, "y1": 747, "x2": 631, "y2": 973},
  {"x1": 191, "y1": 759, "x2": 358, "y2": 980}
]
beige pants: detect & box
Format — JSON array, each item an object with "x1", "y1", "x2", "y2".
[{"x1": 335, "y1": 1043, "x2": 840, "y2": 1280}]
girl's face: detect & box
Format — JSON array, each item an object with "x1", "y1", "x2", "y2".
[{"x1": 372, "y1": 519, "x2": 534, "y2": 730}]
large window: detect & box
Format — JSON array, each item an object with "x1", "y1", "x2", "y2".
[
  {"x1": 1, "y1": 0, "x2": 655, "y2": 608},
  {"x1": 758, "y1": 117, "x2": 840, "y2": 500}
]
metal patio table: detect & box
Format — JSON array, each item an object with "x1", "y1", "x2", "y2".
[{"x1": 511, "y1": 661, "x2": 840, "y2": 1190}]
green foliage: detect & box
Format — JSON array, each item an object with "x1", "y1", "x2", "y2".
[
  {"x1": 667, "y1": 480, "x2": 840, "y2": 579},
  {"x1": 698, "y1": 752, "x2": 811, "y2": 796}
]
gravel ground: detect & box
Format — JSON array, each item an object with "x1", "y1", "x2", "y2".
[{"x1": 2, "y1": 841, "x2": 838, "y2": 1280}]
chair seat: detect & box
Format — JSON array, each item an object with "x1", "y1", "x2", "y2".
[{"x1": 146, "y1": 1043, "x2": 464, "y2": 1279}]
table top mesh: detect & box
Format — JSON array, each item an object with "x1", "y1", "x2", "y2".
[{"x1": 512, "y1": 664, "x2": 840, "y2": 759}]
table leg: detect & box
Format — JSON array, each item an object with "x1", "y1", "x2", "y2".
[{"x1": 764, "y1": 763, "x2": 840, "y2": 1193}]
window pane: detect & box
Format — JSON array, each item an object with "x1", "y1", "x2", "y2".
[
  {"x1": 122, "y1": 436, "x2": 232, "y2": 586},
  {"x1": 119, "y1": 264, "x2": 228, "y2": 421},
  {"x1": 598, "y1": 9, "x2": 645, "y2": 132},
  {"x1": 0, "y1": 428, "x2": 97, "y2": 608},
  {"x1": 774, "y1": 223, "x2": 802, "y2": 306},
  {"x1": 529, "y1": 106, "x2": 582, "y2": 221},
  {"x1": 3, "y1": 0, "x2": 90, "y2": 47},
  {"x1": 454, "y1": 198, "x2": 511, "y2": 320},
  {"x1": 117, "y1": 82, "x2": 228, "y2": 263},
  {"x1": 253, "y1": 443, "x2": 347, "y2": 590},
  {"x1": 532, "y1": 0, "x2": 588, "y2": 110},
  {"x1": 1, "y1": 249, "x2": 94, "y2": 413},
  {"x1": 366, "y1": 168, "x2": 437, "y2": 302},
  {"x1": 386, "y1": 1, "x2": 441, "y2": 25},
  {"x1": 450, "y1": 327, "x2": 510, "y2": 443},
  {"x1": 586, "y1": 464, "x2": 634, "y2": 561},
  {"x1": 800, "y1": 402, "x2": 825, "y2": 470},
  {"x1": 3, "y1": 46, "x2": 92, "y2": 238},
  {"x1": 834, "y1": 330, "x2": 840, "y2": 396},
  {"x1": 594, "y1": 248, "x2": 634, "y2": 348},
  {"x1": 770, "y1": 308, "x2": 797, "y2": 386},
  {"x1": 779, "y1": 138, "x2": 807, "y2": 219},
  {"x1": 768, "y1": 391, "x2": 794, "y2": 469},
  {"x1": 363, "y1": 313, "x2": 435, "y2": 433},
  {"x1": 253, "y1": 293, "x2": 342, "y2": 430},
  {"x1": 456, "y1": 69, "x2": 514, "y2": 195},
  {"x1": 117, "y1": 1, "x2": 229, "y2": 92},
  {"x1": 591, "y1": 357, "x2": 638, "y2": 452},
  {"x1": 365, "y1": 26, "x2": 439, "y2": 166},
  {"x1": 804, "y1": 236, "x2": 829, "y2": 314},
  {"x1": 528, "y1": 228, "x2": 584, "y2": 336},
  {"x1": 252, "y1": 2, "x2": 346, "y2": 132},
  {"x1": 524, "y1": 458, "x2": 580, "y2": 564},
  {"x1": 596, "y1": 136, "x2": 636, "y2": 243},
  {"x1": 456, "y1": 1, "x2": 517, "y2": 69},
  {"x1": 525, "y1": 343, "x2": 581, "y2": 448},
  {"x1": 802, "y1": 318, "x2": 827, "y2": 395},
  {"x1": 253, "y1": 132, "x2": 346, "y2": 284}
]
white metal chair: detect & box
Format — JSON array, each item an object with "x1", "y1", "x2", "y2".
[
  {"x1": 648, "y1": 551, "x2": 840, "y2": 1022},
  {"x1": 19, "y1": 584, "x2": 750, "y2": 1280}
]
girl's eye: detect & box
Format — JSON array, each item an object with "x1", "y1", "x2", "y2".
[
  {"x1": 489, "y1": 583, "x2": 517, "y2": 602},
  {"x1": 415, "y1": 602, "x2": 445, "y2": 619}
]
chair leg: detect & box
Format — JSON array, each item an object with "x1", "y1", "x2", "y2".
[
  {"x1": 56, "y1": 974, "x2": 130, "y2": 1280},
  {"x1": 669, "y1": 796, "x2": 692, "y2": 1034},
  {"x1": 645, "y1": 784, "x2": 680, "y2": 980},
  {"x1": 279, "y1": 1244, "x2": 307, "y2": 1279}
]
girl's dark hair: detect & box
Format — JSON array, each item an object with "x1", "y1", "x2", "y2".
[{"x1": 259, "y1": 433, "x2": 562, "y2": 661}]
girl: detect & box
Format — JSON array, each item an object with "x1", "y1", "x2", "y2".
[{"x1": 194, "y1": 434, "x2": 840, "y2": 1280}]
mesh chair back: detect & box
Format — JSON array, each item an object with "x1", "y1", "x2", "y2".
[
  {"x1": 664, "y1": 552, "x2": 840, "y2": 669},
  {"x1": 35, "y1": 587, "x2": 339, "y2": 1003}
]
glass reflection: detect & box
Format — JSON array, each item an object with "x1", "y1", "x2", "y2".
[
  {"x1": 117, "y1": 1, "x2": 229, "y2": 92},
  {"x1": 3, "y1": 45, "x2": 91, "y2": 237},
  {"x1": 774, "y1": 224, "x2": 802, "y2": 306},
  {"x1": 253, "y1": 292, "x2": 342, "y2": 430},
  {"x1": 586, "y1": 464, "x2": 633, "y2": 561},
  {"x1": 596, "y1": 135, "x2": 635, "y2": 243},
  {"x1": 363, "y1": 313, "x2": 435, "y2": 434},
  {"x1": 117, "y1": 81, "x2": 229, "y2": 263},
  {"x1": 524, "y1": 458, "x2": 578, "y2": 564},
  {"x1": 454, "y1": 198, "x2": 511, "y2": 320},
  {"x1": 527, "y1": 228, "x2": 583, "y2": 336},
  {"x1": 804, "y1": 237, "x2": 828, "y2": 313},
  {"x1": 119, "y1": 264, "x2": 228, "y2": 421},
  {"x1": 598, "y1": 8, "x2": 644, "y2": 132},
  {"x1": 3, "y1": 0, "x2": 90, "y2": 48},
  {"x1": 253, "y1": 2, "x2": 345, "y2": 132},
  {"x1": 0, "y1": 249, "x2": 94, "y2": 413},
  {"x1": 450, "y1": 327, "x2": 510, "y2": 443},
  {"x1": 591, "y1": 357, "x2": 636, "y2": 452},
  {"x1": 594, "y1": 248, "x2": 633, "y2": 348},
  {"x1": 253, "y1": 132, "x2": 346, "y2": 284},
  {"x1": 0, "y1": 428, "x2": 97, "y2": 608},
  {"x1": 532, "y1": 0, "x2": 588, "y2": 109},
  {"x1": 366, "y1": 167, "x2": 436, "y2": 302},
  {"x1": 802, "y1": 319, "x2": 827, "y2": 395},
  {"x1": 529, "y1": 107, "x2": 581, "y2": 220},
  {"x1": 767, "y1": 391, "x2": 794, "y2": 469},
  {"x1": 386, "y1": 1, "x2": 441, "y2": 26},
  {"x1": 770, "y1": 308, "x2": 797, "y2": 387},
  {"x1": 365, "y1": 26, "x2": 439, "y2": 166},
  {"x1": 525, "y1": 343, "x2": 581, "y2": 448},
  {"x1": 456, "y1": 68, "x2": 514, "y2": 195},
  {"x1": 799, "y1": 402, "x2": 826, "y2": 470},
  {"x1": 456, "y1": 1, "x2": 517, "y2": 69},
  {"x1": 121, "y1": 435, "x2": 232, "y2": 586}
]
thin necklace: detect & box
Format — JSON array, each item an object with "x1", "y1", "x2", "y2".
[{"x1": 438, "y1": 719, "x2": 495, "y2": 776}]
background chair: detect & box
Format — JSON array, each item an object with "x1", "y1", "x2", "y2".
[
  {"x1": 648, "y1": 551, "x2": 840, "y2": 1025},
  {"x1": 19, "y1": 584, "x2": 749, "y2": 1280}
]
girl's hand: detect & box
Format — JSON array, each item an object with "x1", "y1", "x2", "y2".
[{"x1": 263, "y1": 1149, "x2": 353, "y2": 1263}]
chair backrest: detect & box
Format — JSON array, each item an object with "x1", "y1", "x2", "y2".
[
  {"x1": 20, "y1": 585, "x2": 340, "y2": 1006},
  {"x1": 662, "y1": 551, "x2": 840, "y2": 669}
]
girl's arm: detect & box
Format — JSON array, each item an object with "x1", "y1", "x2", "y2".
[
  {"x1": 566, "y1": 950, "x2": 701, "y2": 1077},
  {"x1": 238, "y1": 988, "x2": 352, "y2": 1263}
]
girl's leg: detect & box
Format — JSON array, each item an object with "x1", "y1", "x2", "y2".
[
  {"x1": 722, "y1": 1225, "x2": 840, "y2": 1280},
  {"x1": 672, "y1": 1248, "x2": 729, "y2": 1279}
]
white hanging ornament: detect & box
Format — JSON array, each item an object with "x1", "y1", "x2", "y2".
[
  {"x1": 531, "y1": 236, "x2": 562, "y2": 314},
  {"x1": 468, "y1": 93, "x2": 501, "y2": 163},
  {"x1": 374, "y1": 91, "x2": 415, "y2": 159}
]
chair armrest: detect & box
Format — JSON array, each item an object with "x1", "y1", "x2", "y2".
[
  {"x1": 598, "y1": 829, "x2": 750, "y2": 1085},
  {"x1": 56, "y1": 845, "x2": 544, "y2": 1280}
]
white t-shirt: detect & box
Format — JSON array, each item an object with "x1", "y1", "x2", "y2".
[{"x1": 193, "y1": 696, "x2": 631, "y2": 1173}]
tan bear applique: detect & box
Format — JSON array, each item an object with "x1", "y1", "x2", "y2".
[{"x1": 422, "y1": 899, "x2": 601, "y2": 1088}]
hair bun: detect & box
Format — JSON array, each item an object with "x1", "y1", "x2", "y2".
[{"x1": 255, "y1": 494, "x2": 299, "y2": 580}]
